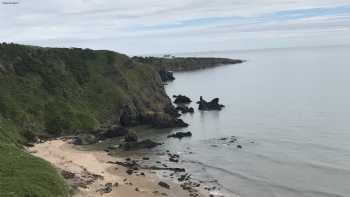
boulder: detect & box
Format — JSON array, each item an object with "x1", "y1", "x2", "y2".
[
  {"x1": 197, "y1": 96, "x2": 224, "y2": 111},
  {"x1": 167, "y1": 132, "x2": 192, "y2": 139},
  {"x1": 158, "y1": 181, "x2": 170, "y2": 189},
  {"x1": 97, "y1": 126, "x2": 129, "y2": 140},
  {"x1": 72, "y1": 134, "x2": 98, "y2": 145},
  {"x1": 141, "y1": 112, "x2": 189, "y2": 128},
  {"x1": 124, "y1": 132, "x2": 138, "y2": 142},
  {"x1": 173, "y1": 95, "x2": 192, "y2": 104}
]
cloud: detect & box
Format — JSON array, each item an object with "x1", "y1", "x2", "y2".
[{"x1": 0, "y1": 0, "x2": 350, "y2": 54}]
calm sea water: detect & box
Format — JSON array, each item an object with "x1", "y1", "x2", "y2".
[{"x1": 159, "y1": 46, "x2": 350, "y2": 197}]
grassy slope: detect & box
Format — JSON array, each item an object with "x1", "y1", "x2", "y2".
[{"x1": 0, "y1": 43, "x2": 172, "y2": 196}]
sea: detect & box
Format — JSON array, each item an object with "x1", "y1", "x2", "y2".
[{"x1": 109, "y1": 45, "x2": 350, "y2": 197}]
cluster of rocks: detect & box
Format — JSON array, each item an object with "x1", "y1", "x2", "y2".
[
  {"x1": 197, "y1": 96, "x2": 224, "y2": 111},
  {"x1": 218, "y1": 136, "x2": 243, "y2": 149},
  {"x1": 60, "y1": 169, "x2": 104, "y2": 189},
  {"x1": 172, "y1": 94, "x2": 226, "y2": 113},
  {"x1": 72, "y1": 126, "x2": 163, "y2": 151}
]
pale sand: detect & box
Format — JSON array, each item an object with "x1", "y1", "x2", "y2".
[{"x1": 28, "y1": 139, "x2": 206, "y2": 197}]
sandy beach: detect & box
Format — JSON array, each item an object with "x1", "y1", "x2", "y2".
[{"x1": 27, "y1": 139, "x2": 207, "y2": 197}]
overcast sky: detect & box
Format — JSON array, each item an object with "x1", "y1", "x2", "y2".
[{"x1": 1, "y1": 0, "x2": 350, "y2": 55}]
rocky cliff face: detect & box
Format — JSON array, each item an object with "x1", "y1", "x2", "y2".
[{"x1": 0, "y1": 43, "x2": 181, "y2": 142}]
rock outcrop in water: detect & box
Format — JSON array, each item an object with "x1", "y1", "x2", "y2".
[
  {"x1": 197, "y1": 96, "x2": 225, "y2": 111},
  {"x1": 173, "y1": 95, "x2": 192, "y2": 104}
]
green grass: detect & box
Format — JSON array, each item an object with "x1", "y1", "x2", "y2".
[{"x1": 0, "y1": 143, "x2": 70, "y2": 197}]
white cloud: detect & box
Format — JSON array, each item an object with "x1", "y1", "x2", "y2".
[{"x1": 0, "y1": 0, "x2": 349, "y2": 54}]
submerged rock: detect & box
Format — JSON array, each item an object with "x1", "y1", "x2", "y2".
[
  {"x1": 173, "y1": 95, "x2": 192, "y2": 104},
  {"x1": 197, "y1": 96, "x2": 224, "y2": 111},
  {"x1": 167, "y1": 132, "x2": 192, "y2": 139},
  {"x1": 122, "y1": 139, "x2": 162, "y2": 151}
]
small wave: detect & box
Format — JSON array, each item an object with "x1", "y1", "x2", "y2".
[{"x1": 183, "y1": 159, "x2": 347, "y2": 197}]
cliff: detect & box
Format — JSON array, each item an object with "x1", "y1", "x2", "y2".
[{"x1": 0, "y1": 43, "x2": 181, "y2": 196}]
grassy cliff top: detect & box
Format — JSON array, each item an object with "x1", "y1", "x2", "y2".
[{"x1": 132, "y1": 56, "x2": 244, "y2": 71}]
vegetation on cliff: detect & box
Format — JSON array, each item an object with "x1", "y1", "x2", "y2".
[
  {"x1": 132, "y1": 56, "x2": 243, "y2": 72},
  {"x1": 0, "y1": 43, "x2": 178, "y2": 196}
]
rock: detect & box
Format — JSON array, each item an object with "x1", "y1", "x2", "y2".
[
  {"x1": 61, "y1": 170, "x2": 75, "y2": 179},
  {"x1": 237, "y1": 145, "x2": 242, "y2": 149},
  {"x1": 141, "y1": 112, "x2": 189, "y2": 128},
  {"x1": 164, "y1": 104, "x2": 181, "y2": 118},
  {"x1": 122, "y1": 139, "x2": 162, "y2": 151},
  {"x1": 126, "y1": 169, "x2": 134, "y2": 175},
  {"x1": 173, "y1": 95, "x2": 192, "y2": 104},
  {"x1": 159, "y1": 70, "x2": 175, "y2": 82},
  {"x1": 97, "y1": 126, "x2": 129, "y2": 140},
  {"x1": 168, "y1": 153, "x2": 180, "y2": 162},
  {"x1": 72, "y1": 134, "x2": 98, "y2": 145},
  {"x1": 120, "y1": 105, "x2": 140, "y2": 126},
  {"x1": 158, "y1": 181, "x2": 170, "y2": 189},
  {"x1": 97, "y1": 183, "x2": 113, "y2": 194},
  {"x1": 142, "y1": 157, "x2": 150, "y2": 160},
  {"x1": 175, "y1": 105, "x2": 194, "y2": 114},
  {"x1": 124, "y1": 132, "x2": 138, "y2": 142},
  {"x1": 197, "y1": 96, "x2": 224, "y2": 111},
  {"x1": 167, "y1": 132, "x2": 192, "y2": 139}
]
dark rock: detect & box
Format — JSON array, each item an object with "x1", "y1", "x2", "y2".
[
  {"x1": 124, "y1": 132, "x2": 138, "y2": 142},
  {"x1": 97, "y1": 126, "x2": 129, "y2": 140},
  {"x1": 197, "y1": 96, "x2": 224, "y2": 111},
  {"x1": 122, "y1": 139, "x2": 162, "y2": 151},
  {"x1": 173, "y1": 95, "x2": 192, "y2": 104},
  {"x1": 159, "y1": 70, "x2": 175, "y2": 82},
  {"x1": 175, "y1": 105, "x2": 194, "y2": 114},
  {"x1": 126, "y1": 169, "x2": 134, "y2": 175},
  {"x1": 140, "y1": 112, "x2": 188, "y2": 128},
  {"x1": 164, "y1": 104, "x2": 181, "y2": 117},
  {"x1": 120, "y1": 105, "x2": 140, "y2": 126},
  {"x1": 61, "y1": 170, "x2": 75, "y2": 179},
  {"x1": 167, "y1": 132, "x2": 192, "y2": 139},
  {"x1": 97, "y1": 183, "x2": 113, "y2": 194},
  {"x1": 237, "y1": 145, "x2": 242, "y2": 149},
  {"x1": 158, "y1": 181, "x2": 170, "y2": 189},
  {"x1": 142, "y1": 157, "x2": 150, "y2": 160},
  {"x1": 72, "y1": 134, "x2": 98, "y2": 145}
]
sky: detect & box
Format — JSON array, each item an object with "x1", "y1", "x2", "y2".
[{"x1": 1, "y1": 0, "x2": 350, "y2": 55}]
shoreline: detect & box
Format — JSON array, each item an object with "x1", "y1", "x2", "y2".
[{"x1": 27, "y1": 139, "x2": 208, "y2": 197}]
